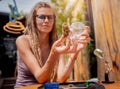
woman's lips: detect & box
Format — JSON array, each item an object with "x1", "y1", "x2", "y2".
[
  {"x1": 42, "y1": 25, "x2": 51, "y2": 30},
  {"x1": 42, "y1": 25, "x2": 49, "y2": 28}
]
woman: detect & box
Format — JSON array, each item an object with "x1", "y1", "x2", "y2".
[{"x1": 14, "y1": 1, "x2": 90, "y2": 88}]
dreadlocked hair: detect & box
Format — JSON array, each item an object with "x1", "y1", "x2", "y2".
[{"x1": 24, "y1": 1, "x2": 58, "y2": 81}]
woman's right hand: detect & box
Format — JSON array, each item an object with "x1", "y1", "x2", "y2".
[{"x1": 51, "y1": 35, "x2": 77, "y2": 54}]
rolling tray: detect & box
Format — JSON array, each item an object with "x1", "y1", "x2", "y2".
[{"x1": 37, "y1": 82, "x2": 105, "y2": 89}]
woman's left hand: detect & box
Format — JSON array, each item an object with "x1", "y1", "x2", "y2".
[
  {"x1": 68, "y1": 26, "x2": 91, "y2": 60},
  {"x1": 77, "y1": 26, "x2": 90, "y2": 50},
  {"x1": 69, "y1": 26, "x2": 90, "y2": 52}
]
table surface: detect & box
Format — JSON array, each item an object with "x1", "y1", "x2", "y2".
[
  {"x1": 17, "y1": 81, "x2": 120, "y2": 89},
  {"x1": 101, "y1": 81, "x2": 120, "y2": 89}
]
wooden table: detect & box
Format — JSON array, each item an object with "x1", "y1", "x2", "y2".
[
  {"x1": 101, "y1": 81, "x2": 120, "y2": 89},
  {"x1": 18, "y1": 81, "x2": 120, "y2": 89},
  {"x1": 17, "y1": 84, "x2": 42, "y2": 89}
]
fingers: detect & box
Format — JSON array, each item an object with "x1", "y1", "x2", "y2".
[
  {"x1": 79, "y1": 26, "x2": 90, "y2": 40},
  {"x1": 67, "y1": 38, "x2": 77, "y2": 53},
  {"x1": 54, "y1": 35, "x2": 66, "y2": 46},
  {"x1": 77, "y1": 43, "x2": 87, "y2": 51},
  {"x1": 77, "y1": 34, "x2": 91, "y2": 51},
  {"x1": 55, "y1": 38, "x2": 71, "y2": 53},
  {"x1": 55, "y1": 38, "x2": 78, "y2": 54},
  {"x1": 85, "y1": 26, "x2": 90, "y2": 33},
  {"x1": 78, "y1": 37, "x2": 91, "y2": 43}
]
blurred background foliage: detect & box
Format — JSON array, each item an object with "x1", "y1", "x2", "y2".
[{"x1": 51, "y1": 0, "x2": 88, "y2": 36}]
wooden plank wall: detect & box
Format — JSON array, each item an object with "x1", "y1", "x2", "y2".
[{"x1": 91, "y1": 0, "x2": 120, "y2": 81}]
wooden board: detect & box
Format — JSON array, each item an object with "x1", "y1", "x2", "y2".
[{"x1": 91, "y1": 0, "x2": 120, "y2": 81}]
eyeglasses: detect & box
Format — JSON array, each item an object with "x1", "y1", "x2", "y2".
[{"x1": 36, "y1": 15, "x2": 54, "y2": 22}]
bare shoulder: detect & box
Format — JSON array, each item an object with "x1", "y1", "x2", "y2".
[
  {"x1": 16, "y1": 35, "x2": 27, "y2": 44},
  {"x1": 16, "y1": 35, "x2": 30, "y2": 49}
]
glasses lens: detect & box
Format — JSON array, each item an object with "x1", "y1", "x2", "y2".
[
  {"x1": 36, "y1": 15, "x2": 54, "y2": 22},
  {"x1": 37, "y1": 15, "x2": 46, "y2": 22},
  {"x1": 48, "y1": 15, "x2": 54, "y2": 22}
]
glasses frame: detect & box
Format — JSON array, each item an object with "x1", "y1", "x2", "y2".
[{"x1": 36, "y1": 14, "x2": 54, "y2": 22}]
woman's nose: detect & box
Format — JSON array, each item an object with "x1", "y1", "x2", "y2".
[{"x1": 44, "y1": 17, "x2": 49, "y2": 22}]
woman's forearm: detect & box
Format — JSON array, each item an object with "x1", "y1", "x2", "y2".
[
  {"x1": 37, "y1": 51, "x2": 59, "y2": 83},
  {"x1": 57, "y1": 57, "x2": 76, "y2": 83},
  {"x1": 57, "y1": 51, "x2": 79, "y2": 83}
]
